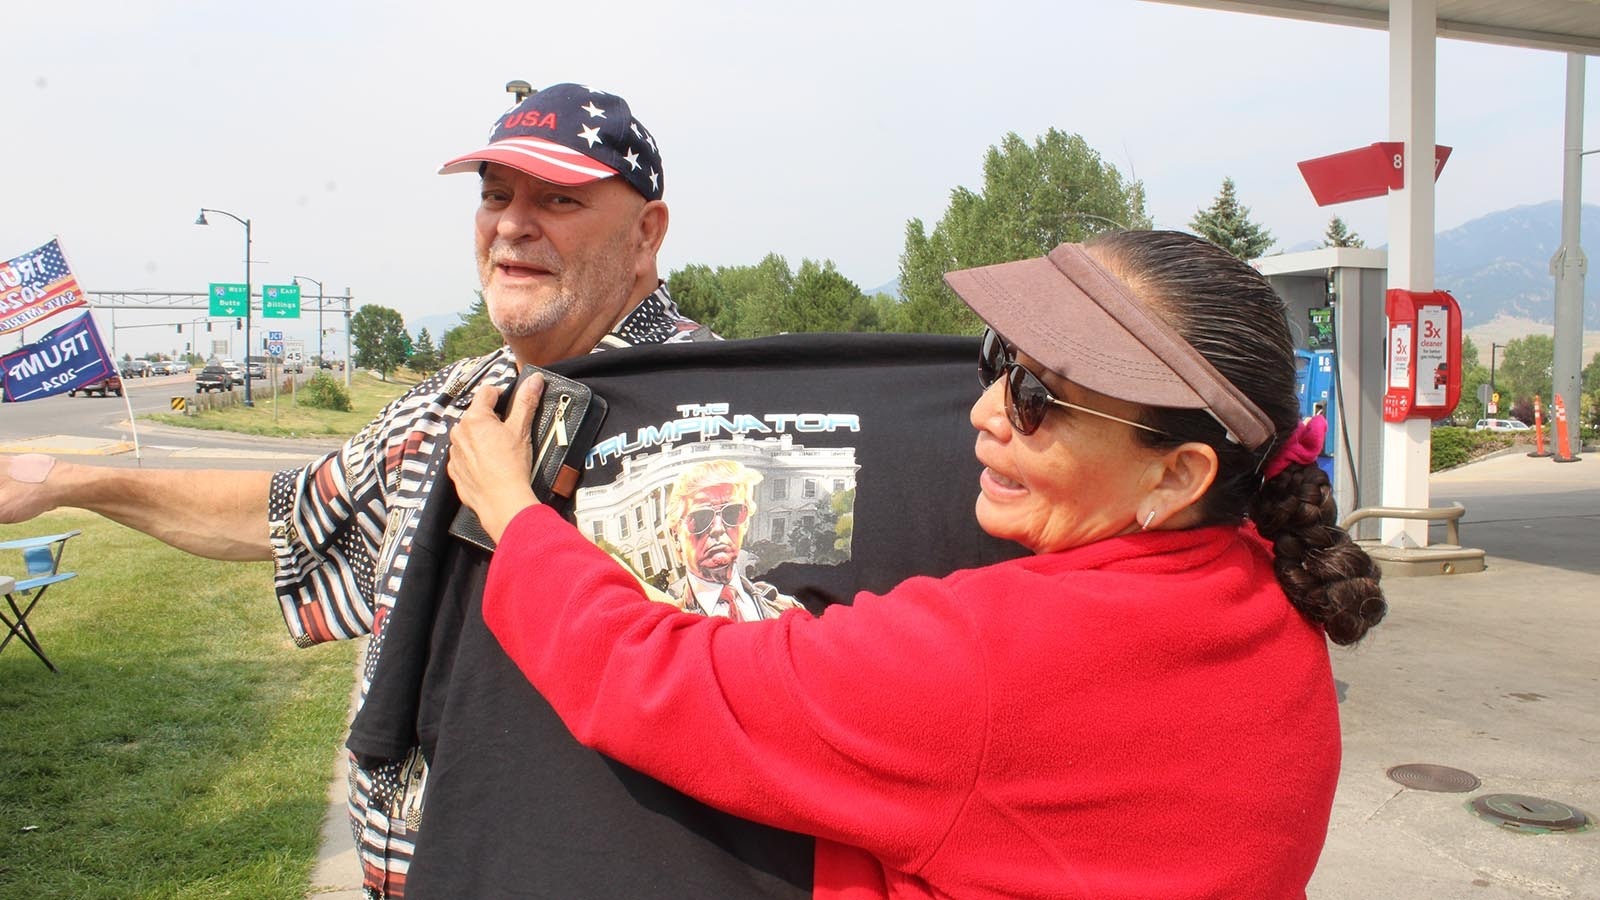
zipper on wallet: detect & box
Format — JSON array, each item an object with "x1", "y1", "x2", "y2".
[{"x1": 533, "y1": 393, "x2": 573, "y2": 479}]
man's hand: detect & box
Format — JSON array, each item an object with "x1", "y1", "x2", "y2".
[
  {"x1": 448, "y1": 374, "x2": 544, "y2": 544},
  {"x1": 0, "y1": 454, "x2": 58, "y2": 524}
]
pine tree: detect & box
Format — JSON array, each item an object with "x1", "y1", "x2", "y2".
[
  {"x1": 440, "y1": 294, "x2": 503, "y2": 364},
  {"x1": 1189, "y1": 177, "x2": 1275, "y2": 260},
  {"x1": 412, "y1": 328, "x2": 439, "y2": 374},
  {"x1": 1322, "y1": 216, "x2": 1365, "y2": 248}
]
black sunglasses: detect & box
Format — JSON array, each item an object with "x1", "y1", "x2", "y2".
[
  {"x1": 979, "y1": 328, "x2": 1169, "y2": 438},
  {"x1": 685, "y1": 503, "x2": 749, "y2": 536}
]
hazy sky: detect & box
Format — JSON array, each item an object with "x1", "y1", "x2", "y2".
[{"x1": 4, "y1": 0, "x2": 1596, "y2": 360}]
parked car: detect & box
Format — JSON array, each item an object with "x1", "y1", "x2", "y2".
[
  {"x1": 1473, "y1": 418, "x2": 1530, "y2": 432},
  {"x1": 69, "y1": 373, "x2": 124, "y2": 397},
  {"x1": 195, "y1": 365, "x2": 235, "y2": 393}
]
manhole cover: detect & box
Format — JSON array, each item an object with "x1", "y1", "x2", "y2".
[
  {"x1": 1468, "y1": 794, "x2": 1592, "y2": 834},
  {"x1": 1387, "y1": 763, "x2": 1480, "y2": 792}
]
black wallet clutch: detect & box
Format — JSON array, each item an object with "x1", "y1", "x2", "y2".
[{"x1": 448, "y1": 364, "x2": 609, "y2": 552}]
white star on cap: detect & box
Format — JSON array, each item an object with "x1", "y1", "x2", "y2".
[
  {"x1": 630, "y1": 122, "x2": 642, "y2": 138},
  {"x1": 645, "y1": 132, "x2": 657, "y2": 153},
  {"x1": 649, "y1": 169, "x2": 660, "y2": 191},
  {"x1": 581, "y1": 101, "x2": 606, "y2": 119},
  {"x1": 577, "y1": 124, "x2": 603, "y2": 148},
  {"x1": 622, "y1": 149, "x2": 641, "y2": 171}
]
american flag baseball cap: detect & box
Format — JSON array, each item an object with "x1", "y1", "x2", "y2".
[{"x1": 438, "y1": 83, "x2": 663, "y2": 201}]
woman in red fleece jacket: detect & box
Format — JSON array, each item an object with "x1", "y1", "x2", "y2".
[{"x1": 449, "y1": 230, "x2": 1388, "y2": 899}]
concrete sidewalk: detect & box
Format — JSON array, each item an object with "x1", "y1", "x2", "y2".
[
  {"x1": 307, "y1": 641, "x2": 365, "y2": 899},
  {"x1": 306, "y1": 451, "x2": 1598, "y2": 899},
  {"x1": 1312, "y1": 451, "x2": 1598, "y2": 899}
]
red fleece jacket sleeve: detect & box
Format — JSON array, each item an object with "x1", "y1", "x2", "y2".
[{"x1": 483, "y1": 503, "x2": 988, "y2": 872}]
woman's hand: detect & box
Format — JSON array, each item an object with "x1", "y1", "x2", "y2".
[{"x1": 448, "y1": 373, "x2": 545, "y2": 544}]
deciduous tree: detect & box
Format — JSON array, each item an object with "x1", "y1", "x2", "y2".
[
  {"x1": 1497, "y1": 334, "x2": 1554, "y2": 407},
  {"x1": 898, "y1": 129, "x2": 1151, "y2": 335},
  {"x1": 668, "y1": 255, "x2": 885, "y2": 338},
  {"x1": 351, "y1": 304, "x2": 411, "y2": 381},
  {"x1": 1582, "y1": 351, "x2": 1600, "y2": 427}
]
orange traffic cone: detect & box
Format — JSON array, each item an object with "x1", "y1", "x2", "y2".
[
  {"x1": 1552, "y1": 395, "x2": 1580, "y2": 463},
  {"x1": 1529, "y1": 396, "x2": 1551, "y2": 457}
]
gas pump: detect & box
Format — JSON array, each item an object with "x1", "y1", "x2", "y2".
[
  {"x1": 1258, "y1": 246, "x2": 1389, "y2": 529},
  {"x1": 1294, "y1": 347, "x2": 1338, "y2": 480}
]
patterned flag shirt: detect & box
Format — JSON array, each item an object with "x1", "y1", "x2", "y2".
[{"x1": 266, "y1": 287, "x2": 710, "y2": 899}]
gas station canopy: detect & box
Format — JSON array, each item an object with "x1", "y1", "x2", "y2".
[
  {"x1": 1149, "y1": 0, "x2": 1596, "y2": 548},
  {"x1": 1150, "y1": 1, "x2": 1600, "y2": 55}
]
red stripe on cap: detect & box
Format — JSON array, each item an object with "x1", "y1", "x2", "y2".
[{"x1": 437, "y1": 136, "x2": 618, "y2": 184}]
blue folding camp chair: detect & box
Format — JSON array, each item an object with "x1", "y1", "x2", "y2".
[{"x1": 1, "y1": 530, "x2": 81, "y2": 674}]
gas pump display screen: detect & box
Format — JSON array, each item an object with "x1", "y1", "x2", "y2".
[{"x1": 1307, "y1": 307, "x2": 1334, "y2": 350}]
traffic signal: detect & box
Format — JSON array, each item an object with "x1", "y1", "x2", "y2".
[
  {"x1": 176, "y1": 324, "x2": 182, "y2": 333},
  {"x1": 235, "y1": 318, "x2": 242, "y2": 329}
]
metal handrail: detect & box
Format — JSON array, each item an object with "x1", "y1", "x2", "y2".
[{"x1": 1340, "y1": 502, "x2": 1467, "y2": 546}]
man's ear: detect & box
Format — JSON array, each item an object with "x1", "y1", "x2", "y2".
[
  {"x1": 637, "y1": 200, "x2": 669, "y2": 256},
  {"x1": 1145, "y1": 441, "x2": 1219, "y2": 529}
]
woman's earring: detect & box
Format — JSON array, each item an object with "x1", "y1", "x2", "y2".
[{"x1": 1141, "y1": 510, "x2": 1156, "y2": 531}]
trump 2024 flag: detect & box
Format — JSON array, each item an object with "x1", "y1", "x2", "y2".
[
  {"x1": 1, "y1": 311, "x2": 114, "y2": 402},
  {"x1": 1, "y1": 238, "x2": 88, "y2": 336}
]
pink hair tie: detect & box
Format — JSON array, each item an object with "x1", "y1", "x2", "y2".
[{"x1": 1263, "y1": 417, "x2": 1327, "y2": 481}]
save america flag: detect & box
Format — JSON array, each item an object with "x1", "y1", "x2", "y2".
[{"x1": 1, "y1": 238, "x2": 87, "y2": 336}]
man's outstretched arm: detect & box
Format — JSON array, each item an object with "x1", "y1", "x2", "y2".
[{"x1": 0, "y1": 454, "x2": 274, "y2": 561}]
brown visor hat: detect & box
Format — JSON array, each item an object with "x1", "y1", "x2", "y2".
[{"x1": 944, "y1": 243, "x2": 1275, "y2": 451}]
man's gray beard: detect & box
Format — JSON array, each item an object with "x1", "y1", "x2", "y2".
[
  {"x1": 487, "y1": 286, "x2": 575, "y2": 339},
  {"x1": 484, "y1": 235, "x2": 632, "y2": 341}
]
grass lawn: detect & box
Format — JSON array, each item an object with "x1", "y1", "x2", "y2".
[
  {"x1": 145, "y1": 370, "x2": 422, "y2": 439},
  {"x1": 0, "y1": 512, "x2": 357, "y2": 896}
]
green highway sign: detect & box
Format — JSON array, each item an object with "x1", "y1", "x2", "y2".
[
  {"x1": 208, "y1": 283, "x2": 247, "y2": 317},
  {"x1": 262, "y1": 284, "x2": 301, "y2": 319}
]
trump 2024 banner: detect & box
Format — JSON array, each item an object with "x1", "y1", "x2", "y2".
[
  {"x1": 1, "y1": 239, "x2": 87, "y2": 336},
  {"x1": 1, "y1": 311, "x2": 114, "y2": 402}
]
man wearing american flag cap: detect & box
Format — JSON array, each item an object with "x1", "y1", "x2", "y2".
[{"x1": 0, "y1": 83, "x2": 812, "y2": 899}]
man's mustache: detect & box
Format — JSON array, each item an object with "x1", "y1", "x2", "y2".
[{"x1": 489, "y1": 242, "x2": 561, "y2": 271}]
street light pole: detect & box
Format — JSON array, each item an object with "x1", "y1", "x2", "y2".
[
  {"x1": 1490, "y1": 342, "x2": 1504, "y2": 394},
  {"x1": 293, "y1": 274, "x2": 324, "y2": 366},
  {"x1": 196, "y1": 207, "x2": 254, "y2": 407},
  {"x1": 343, "y1": 288, "x2": 353, "y2": 390},
  {"x1": 186, "y1": 316, "x2": 211, "y2": 361}
]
